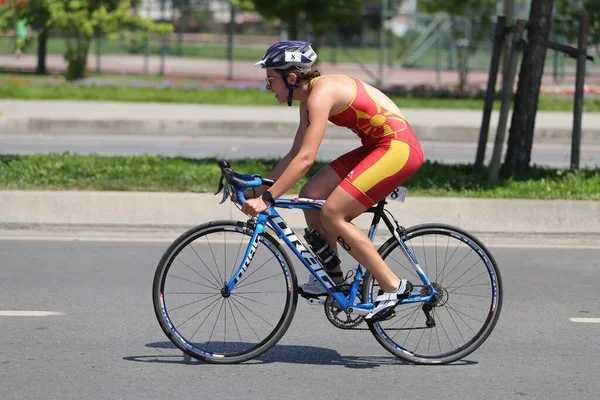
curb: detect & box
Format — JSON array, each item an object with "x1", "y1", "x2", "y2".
[{"x1": 1, "y1": 191, "x2": 599, "y2": 238}]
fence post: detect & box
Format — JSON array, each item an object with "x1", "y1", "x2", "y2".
[
  {"x1": 473, "y1": 16, "x2": 506, "y2": 173},
  {"x1": 95, "y1": 32, "x2": 101, "y2": 74},
  {"x1": 488, "y1": 19, "x2": 526, "y2": 182},
  {"x1": 378, "y1": 0, "x2": 388, "y2": 88},
  {"x1": 570, "y1": 14, "x2": 590, "y2": 171},
  {"x1": 227, "y1": 3, "x2": 236, "y2": 81},
  {"x1": 144, "y1": 34, "x2": 150, "y2": 75}
]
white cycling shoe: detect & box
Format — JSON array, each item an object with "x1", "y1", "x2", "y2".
[
  {"x1": 365, "y1": 279, "x2": 413, "y2": 321},
  {"x1": 298, "y1": 274, "x2": 346, "y2": 296}
]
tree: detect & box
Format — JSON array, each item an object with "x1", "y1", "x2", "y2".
[
  {"x1": 0, "y1": 0, "x2": 171, "y2": 81},
  {"x1": 555, "y1": 0, "x2": 600, "y2": 45},
  {"x1": 503, "y1": 0, "x2": 555, "y2": 178},
  {"x1": 418, "y1": 0, "x2": 498, "y2": 90},
  {"x1": 231, "y1": 0, "x2": 364, "y2": 43}
]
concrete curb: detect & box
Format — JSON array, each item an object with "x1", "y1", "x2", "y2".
[{"x1": 2, "y1": 191, "x2": 598, "y2": 238}]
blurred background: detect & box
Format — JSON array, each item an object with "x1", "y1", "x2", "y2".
[{"x1": 0, "y1": 0, "x2": 598, "y2": 89}]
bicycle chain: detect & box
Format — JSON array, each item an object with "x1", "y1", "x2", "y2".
[
  {"x1": 333, "y1": 321, "x2": 432, "y2": 331},
  {"x1": 324, "y1": 285, "x2": 434, "y2": 331}
]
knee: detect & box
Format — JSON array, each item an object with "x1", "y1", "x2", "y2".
[{"x1": 320, "y1": 205, "x2": 343, "y2": 232}]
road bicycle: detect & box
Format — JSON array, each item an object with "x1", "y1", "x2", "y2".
[{"x1": 153, "y1": 160, "x2": 503, "y2": 364}]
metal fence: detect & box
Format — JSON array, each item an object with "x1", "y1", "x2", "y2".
[{"x1": 0, "y1": 6, "x2": 597, "y2": 88}]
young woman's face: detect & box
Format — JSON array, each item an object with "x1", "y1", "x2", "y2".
[{"x1": 264, "y1": 71, "x2": 287, "y2": 103}]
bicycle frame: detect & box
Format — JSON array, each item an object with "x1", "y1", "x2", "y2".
[{"x1": 225, "y1": 198, "x2": 440, "y2": 314}]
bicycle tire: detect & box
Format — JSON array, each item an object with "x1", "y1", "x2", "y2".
[
  {"x1": 153, "y1": 220, "x2": 298, "y2": 364},
  {"x1": 362, "y1": 223, "x2": 502, "y2": 364}
]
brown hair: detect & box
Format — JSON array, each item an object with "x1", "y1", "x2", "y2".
[{"x1": 277, "y1": 68, "x2": 321, "y2": 82}]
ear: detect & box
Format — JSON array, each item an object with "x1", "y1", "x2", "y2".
[{"x1": 286, "y1": 73, "x2": 298, "y2": 86}]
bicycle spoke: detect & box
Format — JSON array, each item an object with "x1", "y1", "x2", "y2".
[
  {"x1": 205, "y1": 235, "x2": 225, "y2": 285},
  {"x1": 185, "y1": 243, "x2": 223, "y2": 289},
  {"x1": 366, "y1": 224, "x2": 502, "y2": 364},
  {"x1": 167, "y1": 293, "x2": 221, "y2": 313},
  {"x1": 174, "y1": 258, "x2": 221, "y2": 290},
  {"x1": 235, "y1": 271, "x2": 283, "y2": 290},
  {"x1": 154, "y1": 222, "x2": 296, "y2": 362}
]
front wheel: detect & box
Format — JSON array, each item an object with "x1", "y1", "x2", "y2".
[
  {"x1": 362, "y1": 223, "x2": 502, "y2": 364},
  {"x1": 152, "y1": 220, "x2": 298, "y2": 364}
]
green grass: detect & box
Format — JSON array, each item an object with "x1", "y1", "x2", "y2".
[
  {"x1": 1, "y1": 154, "x2": 598, "y2": 200},
  {"x1": 1, "y1": 73, "x2": 598, "y2": 111}
]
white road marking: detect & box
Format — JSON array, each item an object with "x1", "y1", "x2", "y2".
[
  {"x1": 0, "y1": 311, "x2": 65, "y2": 317},
  {"x1": 570, "y1": 318, "x2": 600, "y2": 323}
]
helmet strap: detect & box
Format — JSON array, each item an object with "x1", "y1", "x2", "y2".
[{"x1": 278, "y1": 70, "x2": 298, "y2": 107}]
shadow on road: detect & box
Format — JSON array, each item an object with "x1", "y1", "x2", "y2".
[{"x1": 122, "y1": 341, "x2": 477, "y2": 368}]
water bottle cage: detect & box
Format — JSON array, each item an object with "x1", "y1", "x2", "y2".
[{"x1": 304, "y1": 228, "x2": 341, "y2": 272}]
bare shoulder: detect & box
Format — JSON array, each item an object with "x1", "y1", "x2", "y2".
[{"x1": 308, "y1": 75, "x2": 356, "y2": 115}]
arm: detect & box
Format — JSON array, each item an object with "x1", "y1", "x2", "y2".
[
  {"x1": 248, "y1": 104, "x2": 310, "y2": 197},
  {"x1": 264, "y1": 89, "x2": 333, "y2": 200}
]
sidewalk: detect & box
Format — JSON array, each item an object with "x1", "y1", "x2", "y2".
[
  {"x1": 2, "y1": 100, "x2": 600, "y2": 144},
  {"x1": 3, "y1": 54, "x2": 600, "y2": 87}
]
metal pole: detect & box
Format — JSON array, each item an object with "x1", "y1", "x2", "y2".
[
  {"x1": 227, "y1": 2, "x2": 236, "y2": 81},
  {"x1": 570, "y1": 14, "x2": 590, "y2": 171},
  {"x1": 378, "y1": 0, "x2": 387, "y2": 88},
  {"x1": 436, "y1": 29, "x2": 442, "y2": 86},
  {"x1": 159, "y1": 0, "x2": 166, "y2": 77},
  {"x1": 473, "y1": 16, "x2": 506, "y2": 173},
  {"x1": 488, "y1": 19, "x2": 526, "y2": 182},
  {"x1": 144, "y1": 0, "x2": 151, "y2": 75},
  {"x1": 96, "y1": 32, "x2": 101, "y2": 74}
]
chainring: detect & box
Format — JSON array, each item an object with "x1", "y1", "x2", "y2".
[{"x1": 324, "y1": 294, "x2": 366, "y2": 330}]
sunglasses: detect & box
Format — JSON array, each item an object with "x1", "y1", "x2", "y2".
[{"x1": 265, "y1": 76, "x2": 281, "y2": 87}]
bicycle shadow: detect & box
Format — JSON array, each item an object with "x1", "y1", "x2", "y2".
[{"x1": 123, "y1": 341, "x2": 477, "y2": 368}]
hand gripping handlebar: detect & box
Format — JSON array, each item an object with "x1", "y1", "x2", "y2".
[{"x1": 214, "y1": 160, "x2": 275, "y2": 205}]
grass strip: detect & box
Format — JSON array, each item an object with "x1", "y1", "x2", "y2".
[
  {"x1": 1, "y1": 153, "x2": 598, "y2": 200},
  {"x1": 1, "y1": 74, "x2": 598, "y2": 111}
]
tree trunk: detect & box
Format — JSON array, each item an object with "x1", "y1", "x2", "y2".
[
  {"x1": 35, "y1": 30, "x2": 47, "y2": 75},
  {"x1": 503, "y1": 0, "x2": 554, "y2": 178},
  {"x1": 65, "y1": 36, "x2": 90, "y2": 81}
]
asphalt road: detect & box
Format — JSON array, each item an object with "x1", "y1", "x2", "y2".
[
  {"x1": 1, "y1": 236, "x2": 599, "y2": 400},
  {"x1": 2, "y1": 134, "x2": 600, "y2": 168}
]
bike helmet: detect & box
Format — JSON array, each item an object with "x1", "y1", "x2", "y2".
[
  {"x1": 254, "y1": 41, "x2": 317, "y2": 70},
  {"x1": 254, "y1": 41, "x2": 318, "y2": 106}
]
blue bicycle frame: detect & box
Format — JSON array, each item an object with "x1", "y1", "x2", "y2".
[{"x1": 225, "y1": 200, "x2": 440, "y2": 314}]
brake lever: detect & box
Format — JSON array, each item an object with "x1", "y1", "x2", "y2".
[
  {"x1": 220, "y1": 181, "x2": 231, "y2": 204},
  {"x1": 214, "y1": 174, "x2": 225, "y2": 196}
]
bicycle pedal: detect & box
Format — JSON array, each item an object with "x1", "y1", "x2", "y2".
[{"x1": 370, "y1": 308, "x2": 396, "y2": 322}]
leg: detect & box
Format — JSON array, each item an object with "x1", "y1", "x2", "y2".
[
  {"x1": 298, "y1": 164, "x2": 341, "y2": 235},
  {"x1": 298, "y1": 164, "x2": 345, "y2": 283},
  {"x1": 320, "y1": 188, "x2": 401, "y2": 292},
  {"x1": 323, "y1": 138, "x2": 423, "y2": 318}
]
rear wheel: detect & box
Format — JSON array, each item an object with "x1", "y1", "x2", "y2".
[
  {"x1": 153, "y1": 220, "x2": 298, "y2": 364},
  {"x1": 363, "y1": 224, "x2": 502, "y2": 364}
]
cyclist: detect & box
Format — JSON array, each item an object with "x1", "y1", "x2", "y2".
[{"x1": 241, "y1": 41, "x2": 424, "y2": 321}]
